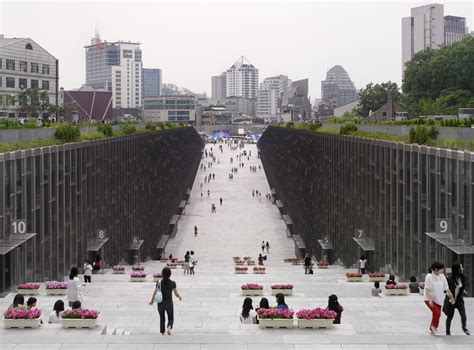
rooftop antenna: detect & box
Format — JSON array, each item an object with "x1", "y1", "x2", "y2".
[{"x1": 92, "y1": 24, "x2": 101, "y2": 45}]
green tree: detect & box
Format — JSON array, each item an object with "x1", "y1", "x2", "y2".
[
  {"x1": 354, "y1": 81, "x2": 401, "y2": 117},
  {"x1": 18, "y1": 88, "x2": 50, "y2": 118}
]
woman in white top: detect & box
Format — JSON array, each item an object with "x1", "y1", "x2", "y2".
[
  {"x1": 240, "y1": 298, "x2": 257, "y2": 324},
  {"x1": 83, "y1": 260, "x2": 93, "y2": 283},
  {"x1": 358, "y1": 256, "x2": 368, "y2": 274},
  {"x1": 48, "y1": 300, "x2": 65, "y2": 324},
  {"x1": 67, "y1": 266, "x2": 82, "y2": 308},
  {"x1": 424, "y1": 261, "x2": 454, "y2": 335}
]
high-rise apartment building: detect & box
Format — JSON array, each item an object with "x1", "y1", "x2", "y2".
[
  {"x1": 85, "y1": 34, "x2": 142, "y2": 109},
  {"x1": 402, "y1": 4, "x2": 468, "y2": 69},
  {"x1": 143, "y1": 68, "x2": 162, "y2": 97},
  {"x1": 321, "y1": 65, "x2": 358, "y2": 108},
  {"x1": 225, "y1": 56, "x2": 258, "y2": 99},
  {"x1": 211, "y1": 72, "x2": 226, "y2": 102},
  {"x1": 0, "y1": 35, "x2": 58, "y2": 118},
  {"x1": 257, "y1": 75, "x2": 291, "y2": 121}
]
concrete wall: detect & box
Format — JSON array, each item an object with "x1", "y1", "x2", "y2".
[
  {"x1": 258, "y1": 126, "x2": 474, "y2": 291},
  {"x1": 0, "y1": 127, "x2": 203, "y2": 293},
  {"x1": 324, "y1": 123, "x2": 474, "y2": 141}
]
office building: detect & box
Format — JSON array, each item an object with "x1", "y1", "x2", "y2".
[
  {"x1": 257, "y1": 75, "x2": 291, "y2": 121},
  {"x1": 85, "y1": 33, "x2": 142, "y2": 110},
  {"x1": 281, "y1": 79, "x2": 312, "y2": 121},
  {"x1": 321, "y1": 65, "x2": 358, "y2": 108},
  {"x1": 402, "y1": 4, "x2": 468, "y2": 69},
  {"x1": 224, "y1": 96, "x2": 256, "y2": 118},
  {"x1": 143, "y1": 68, "x2": 162, "y2": 97},
  {"x1": 143, "y1": 95, "x2": 196, "y2": 124},
  {"x1": 226, "y1": 56, "x2": 258, "y2": 99},
  {"x1": 211, "y1": 72, "x2": 226, "y2": 102},
  {"x1": 0, "y1": 34, "x2": 58, "y2": 118}
]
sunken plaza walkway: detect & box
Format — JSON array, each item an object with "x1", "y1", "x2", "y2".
[{"x1": 0, "y1": 142, "x2": 473, "y2": 349}]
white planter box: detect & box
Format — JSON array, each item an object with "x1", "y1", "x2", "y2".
[
  {"x1": 259, "y1": 318, "x2": 293, "y2": 329},
  {"x1": 153, "y1": 277, "x2": 161, "y2": 283},
  {"x1": 130, "y1": 277, "x2": 147, "y2": 282},
  {"x1": 271, "y1": 289, "x2": 293, "y2": 296},
  {"x1": 346, "y1": 277, "x2": 363, "y2": 282},
  {"x1": 113, "y1": 270, "x2": 125, "y2": 274},
  {"x1": 16, "y1": 289, "x2": 40, "y2": 295},
  {"x1": 61, "y1": 318, "x2": 97, "y2": 329},
  {"x1": 369, "y1": 277, "x2": 385, "y2": 282},
  {"x1": 253, "y1": 270, "x2": 266, "y2": 274},
  {"x1": 4, "y1": 318, "x2": 41, "y2": 329},
  {"x1": 241, "y1": 289, "x2": 264, "y2": 296},
  {"x1": 384, "y1": 288, "x2": 408, "y2": 296},
  {"x1": 298, "y1": 318, "x2": 334, "y2": 329},
  {"x1": 235, "y1": 271, "x2": 248, "y2": 274},
  {"x1": 46, "y1": 288, "x2": 67, "y2": 296}
]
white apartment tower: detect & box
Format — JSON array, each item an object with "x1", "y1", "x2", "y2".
[
  {"x1": 211, "y1": 72, "x2": 226, "y2": 102},
  {"x1": 402, "y1": 4, "x2": 468, "y2": 69},
  {"x1": 257, "y1": 75, "x2": 291, "y2": 121},
  {"x1": 226, "y1": 56, "x2": 258, "y2": 99},
  {"x1": 85, "y1": 34, "x2": 143, "y2": 109}
]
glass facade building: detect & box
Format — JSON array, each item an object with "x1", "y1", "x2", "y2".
[{"x1": 143, "y1": 68, "x2": 162, "y2": 97}]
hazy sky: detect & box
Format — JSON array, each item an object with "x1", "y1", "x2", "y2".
[{"x1": 1, "y1": 0, "x2": 472, "y2": 98}]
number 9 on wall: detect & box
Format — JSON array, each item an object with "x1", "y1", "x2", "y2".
[{"x1": 435, "y1": 218, "x2": 451, "y2": 235}]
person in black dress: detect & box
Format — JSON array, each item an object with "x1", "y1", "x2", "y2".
[
  {"x1": 444, "y1": 262, "x2": 470, "y2": 335},
  {"x1": 150, "y1": 267, "x2": 182, "y2": 335}
]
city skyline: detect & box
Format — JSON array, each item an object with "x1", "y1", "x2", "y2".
[{"x1": 1, "y1": 1, "x2": 472, "y2": 98}]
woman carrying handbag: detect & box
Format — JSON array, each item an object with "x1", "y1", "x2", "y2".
[
  {"x1": 444, "y1": 262, "x2": 470, "y2": 336},
  {"x1": 150, "y1": 267, "x2": 182, "y2": 335}
]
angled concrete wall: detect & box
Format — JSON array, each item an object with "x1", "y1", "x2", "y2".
[
  {"x1": 0, "y1": 127, "x2": 202, "y2": 293},
  {"x1": 258, "y1": 126, "x2": 474, "y2": 290}
]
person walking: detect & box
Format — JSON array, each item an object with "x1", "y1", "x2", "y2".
[
  {"x1": 424, "y1": 261, "x2": 454, "y2": 335},
  {"x1": 211, "y1": 204, "x2": 216, "y2": 213},
  {"x1": 183, "y1": 251, "x2": 190, "y2": 275},
  {"x1": 189, "y1": 251, "x2": 196, "y2": 275},
  {"x1": 261, "y1": 241, "x2": 265, "y2": 253},
  {"x1": 194, "y1": 226, "x2": 198, "y2": 237},
  {"x1": 304, "y1": 253, "x2": 312, "y2": 275},
  {"x1": 444, "y1": 262, "x2": 470, "y2": 335},
  {"x1": 150, "y1": 267, "x2": 182, "y2": 335},
  {"x1": 358, "y1": 256, "x2": 368, "y2": 274},
  {"x1": 83, "y1": 260, "x2": 92, "y2": 283},
  {"x1": 201, "y1": 192, "x2": 203, "y2": 200},
  {"x1": 219, "y1": 198, "x2": 223, "y2": 206},
  {"x1": 93, "y1": 255, "x2": 101, "y2": 273},
  {"x1": 265, "y1": 242, "x2": 270, "y2": 254},
  {"x1": 207, "y1": 190, "x2": 210, "y2": 198},
  {"x1": 67, "y1": 266, "x2": 82, "y2": 307},
  {"x1": 258, "y1": 254, "x2": 265, "y2": 266}
]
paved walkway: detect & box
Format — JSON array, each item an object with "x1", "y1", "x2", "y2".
[{"x1": 0, "y1": 143, "x2": 473, "y2": 349}]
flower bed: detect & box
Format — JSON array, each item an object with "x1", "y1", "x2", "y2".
[
  {"x1": 243, "y1": 256, "x2": 252, "y2": 261},
  {"x1": 253, "y1": 266, "x2": 266, "y2": 274},
  {"x1": 317, "y1": 261, "x2": 329, "y2": 269},
  {"x1": 159, "y1": 258, "x2": 169, "y2": 262},
  {"x1": 235, "y1": 266, "x2": 248, "y2": 274},
  {"x1": 247, "y1": 260, "x2": 256, "y2": 265},
  {"x1": 112, "y1": 265, "x2": 126, "y2": 274},
  {"x1": 131, "y1": 265, "x2": 145, "y2": 271},
  {"x1": 368, "y1": 273, "x2": 385, "y2": 282},
  {"x1": 291, "y1": 259, "x2": 303, "y2": 265},
  {"x1": 153, "y1": 273, "x2": 162, "y2": 282},
  {"x1": 235, "y1": 260, "x2": 245, "y2": 266},
  {"x1": 284, "y1": 258, "x2": 300, "y2": 263},
  {"x1": 241, "y1": 283, "x2": 264, "y2": 296},
  {"x1": 130, "y1": 271, "x2": 147, "y2": 282},
  {"x1": 45, "y1": 281, "x2": 68, "y2": 295},
  {"x1": 16, "y1": 283, "x2": 41, "y2": 295},
  {"x1": 384, "y1": 284, "x2": 408, "y2": 295},
  {"x1": 256, "y1": 308, "x2": 294, "y2": 329},
  {"x1": 61, "y1": 309, "x2": 99, "y2": 329},
  {"x1": 296, "y1": 308, "x2": 337, "y2": 329},
  {"x1": 232, "y1": 256, "x2": 241, "y2": 262},
  {"x1": 4, "y1": 308, "x2": 42, "y2": 329},
  {"x1": 166, "y1": 263, "x2": 178, "y2": 269},
  {"x1": 346, "y1": 272, "x2": 363, "y2": 282},
  {"x1": 271, "y1": 284, "x2": 293, "y2": 296}
]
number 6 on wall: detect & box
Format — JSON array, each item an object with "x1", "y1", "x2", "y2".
[{"x1": 435, "y1": 218, "x2": 451, "y2": 235}]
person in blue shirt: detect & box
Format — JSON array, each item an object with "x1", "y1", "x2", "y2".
[{"x1": 275, "y1": 293, "x2": 289, "y2": 310}]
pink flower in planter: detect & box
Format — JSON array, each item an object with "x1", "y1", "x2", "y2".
[
  {"x1": 271, "y1": 284, "x2": 293, "y2": 289},
  {"x1": 241, "y1": 283, "x2": 263, "y2": 290},
  {"x1": 132, "y1": 265, "x2": 145, "y2": 271},
  {"x1": 113, "y1": 265, "x2": 125, "y2": 271},
  {"x1": 256, "y1": 308, "x2": 294, "y2": 319},
  {"x1": 45, "y1": 281, "x2": 68, "y2": 289},
  {"x1": 253, "y1": 266, "x2": 266, "y2": 271},
  {"x1": 235, "y1": 266, "x2": 248, "y2": 271},
  {"x1": 153, "y1": 273, "x2": 162, "y2": 278},
  {"x1": 368, "y1": 273, "x2": 385, "y2": 277},
  {"x1": 385, "y1": 283, "x2": 407, "y2": 289},
  {"x1": 17, "y1": 283, "x2": 40, "y2": 289},
  {"x1": 61, "y1": 309, "x2": 99, "y2": 319},
  {"x1": 4, "y1": 308, "x2": 41, "y2": 320},
  {"x1": 346, "y1": 272, "x2": 362, "y2": 278},
  {"x1": 296, "y1": 308, "x2": 337, "y2": 320},
  {"x1": 130, "y1": 271, "x2": 147, "y2": 278}
]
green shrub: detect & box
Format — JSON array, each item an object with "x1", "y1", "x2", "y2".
[
  {"x1": 156, "y1": 122, "x2": 165, "y2": 130},
  {"x1": 308, "y1": 122, "x2": 322, "y2": 131},
  {"x1": 339, "y1": 124, "x2": 358, "y2": 135},
  {"x1": 408, "y1": 125, "x2": 439, "y2": 145},
  {"x1": 286, "y1": 122, "x2": 294, "y2": 128},
  {"x1": 97, "y1": 123, "x2": 113, "y2": 137},
  {"x1": 120, "y1": 122, "x2": 136, "y2": 135},
  {"x1": 145, "y1": 121, "x2": 156, "y2": 130},
  {"x1": 54, "y1": 124, "x2": 80, "y2": 142},
  {"x1": 165, "y1": 121, "x2": 174, "y2": 129}
]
